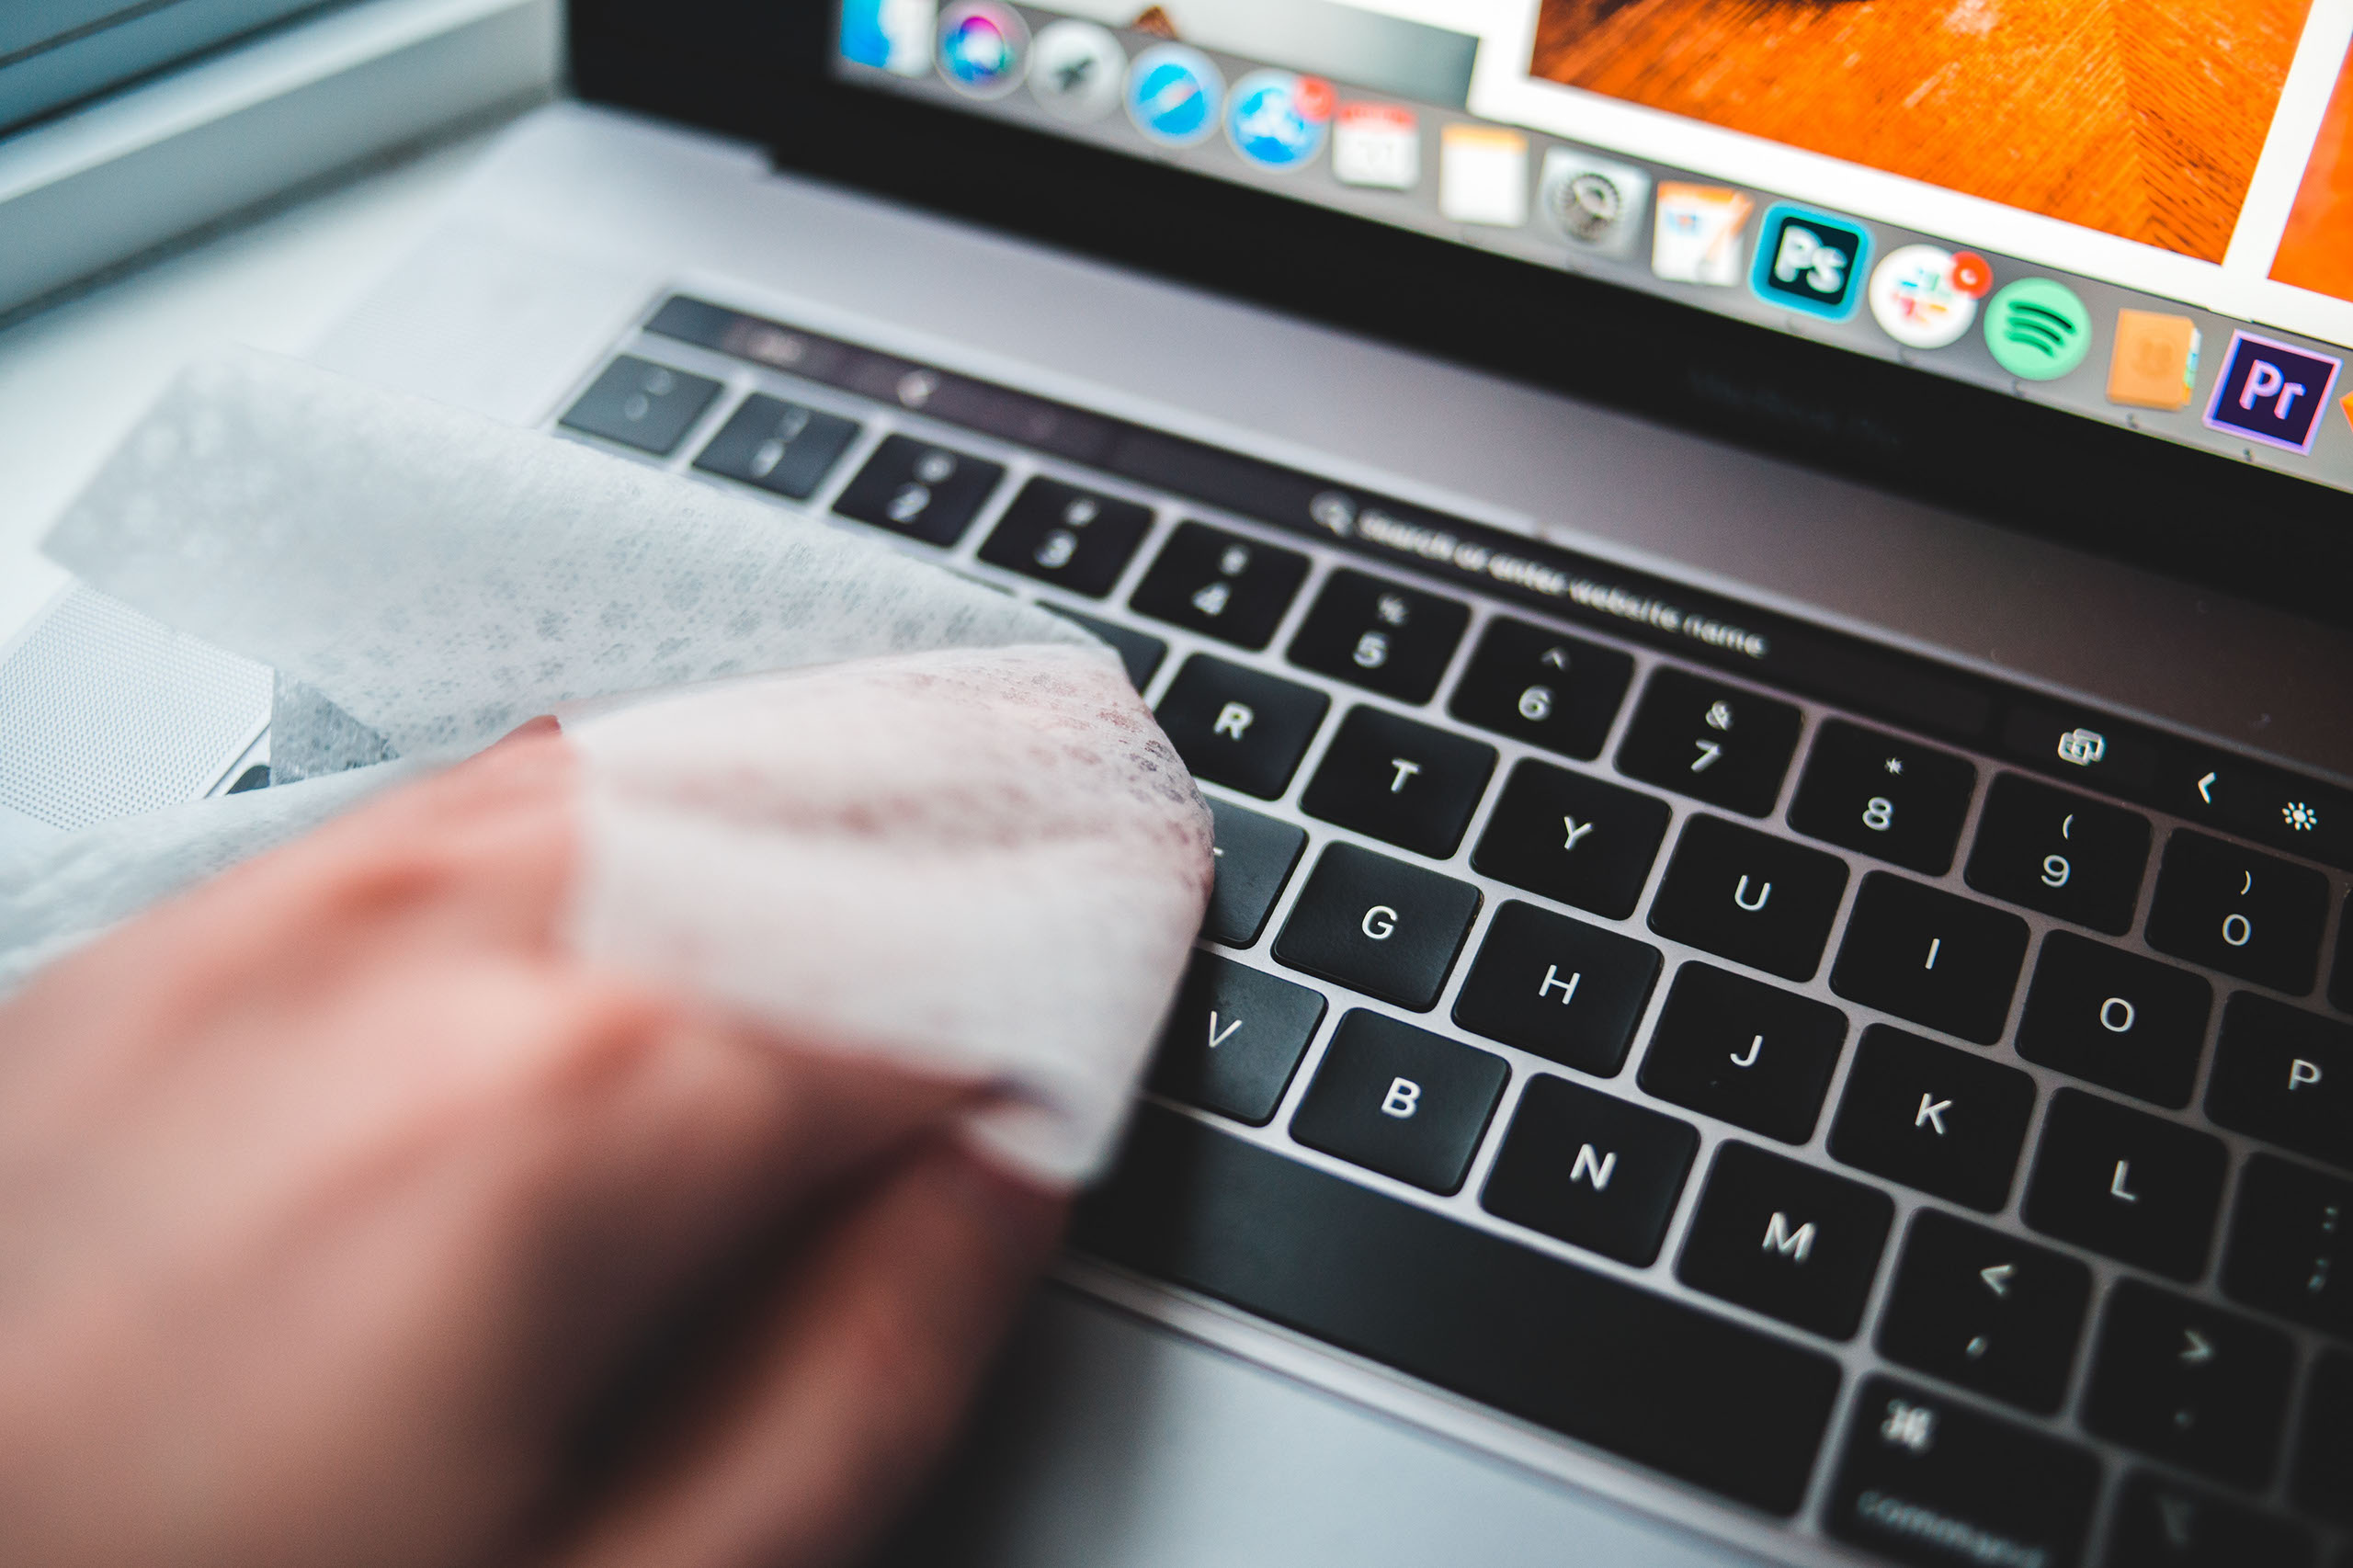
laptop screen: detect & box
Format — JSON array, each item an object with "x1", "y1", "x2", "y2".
[{"x1": 829, "y1": 0, "x2": 2353, "y2": 501}]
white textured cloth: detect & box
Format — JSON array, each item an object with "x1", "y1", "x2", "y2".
[{"x1": 4, "y1": 350, "x2": 1212, "y2": 1183}]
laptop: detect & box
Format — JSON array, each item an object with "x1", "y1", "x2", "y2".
[{"x1": 10, "y1": 1, "x2": 2353, "y2": 1562}]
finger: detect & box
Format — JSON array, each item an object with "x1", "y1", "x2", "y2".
[{"x1": 549, "y1": 1139, "x2": 1065, "y2": 1568}]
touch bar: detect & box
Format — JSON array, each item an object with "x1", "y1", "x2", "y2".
[{"x1": 1072, "y1": 1105, "x2": 1842, "y2": 1517}]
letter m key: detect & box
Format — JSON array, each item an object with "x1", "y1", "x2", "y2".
[{"x1": 1761, "y1": 1211, "x2": 1816, "y2": 1263}]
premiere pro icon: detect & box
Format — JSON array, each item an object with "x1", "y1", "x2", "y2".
[{"x1": 2204, "y1": 330, "x2": 2342, "y2": 455}]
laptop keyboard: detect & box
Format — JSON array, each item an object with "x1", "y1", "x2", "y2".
[{"x1": 559, "y1": 297, "x2": 2353, "y2": 1568}]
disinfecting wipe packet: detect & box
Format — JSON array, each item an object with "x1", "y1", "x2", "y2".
[{"x1": 5, "y1": 350, "x2": 1212, "y2": 1183}]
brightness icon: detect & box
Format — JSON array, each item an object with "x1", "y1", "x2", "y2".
[{"x1": 2283, "y1": 801, "x2": 2319, "y2": 833}]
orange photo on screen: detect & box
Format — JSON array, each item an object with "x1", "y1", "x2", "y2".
[
  {"x1": 1530, "y1": 0, "x2": 2312, "y2": 263},
  {"x1": 2271, "y1": 45, "x2": 2353, "y2": 302}
]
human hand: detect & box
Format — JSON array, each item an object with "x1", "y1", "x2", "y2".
[{"x1": 0, "y1": 722, "x2": 1063, "y2": 1568}]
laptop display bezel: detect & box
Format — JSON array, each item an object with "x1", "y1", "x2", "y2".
[{"x1": 567, "y1": 0, "x2": 2353, "y2": 628}]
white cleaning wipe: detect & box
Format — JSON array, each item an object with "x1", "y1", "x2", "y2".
[
  {"x1": 8, "y1": 349, "x2": 1214, "y2": 1184},
  {"x1": 41, "y1": 349, "x2": 1094, "y2": 777},
  {"x1": 563, "y1": 644, "x2": 1211, "y2": 1184}
]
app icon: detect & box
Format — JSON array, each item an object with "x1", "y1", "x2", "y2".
[
  {"x1": 1651, "y1": 184, "x2": 1752, "y2": 285},
  {"x1": 1225, "y1": 69, "x2": 1335, "y2": 171},
  {"x1": 1126, "y1": 43, "x2": 1222, "y2": 147},
  {"x1": 1750, "y1": 204, "x2": 1869, "y2": 319},
  {"x1": 935, "y1": 1, "x2": 1027, "y2": 97},
  {"x1": 839, "y1": 0, "x2": 937, "y2": 76},
  {"x1": 1333, "y1": 102, "x2": 1418, "y2": 189},
  {"x1": 1537, "y1": 150, "x2": 1651, "y2": 258},
  {"x1": 1029, "y1": 19, "x2": 1123, "y2": 121},
  {"x1": 1438, "y1": 125, "x2": 1529, "y2": 226},
  {"x1": 2106, "y1": 309, "x2": 2200, "y2": 411},
  {"x1": 2203, "y1": 331, "x2": 2341, "y2": 453},
  {"x1": 1867, "y1": 244, "x2": 1990, "y2": 349},
  {"x1": 1984, "y1": 278, "x2": 2091, "y2": 381}
]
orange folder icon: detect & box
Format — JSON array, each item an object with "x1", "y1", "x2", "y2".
[{"x1": 2107, "y1": 310, "x2": 2200, "y2": 410}]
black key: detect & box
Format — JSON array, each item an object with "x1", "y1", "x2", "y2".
[
  {"x1": 1876, "y1": 1210, "x2": 2090, "y2": 1415},
  {"x1": 1964, "y1": 774, "x2": 2150, "y2": 935},
  {"x1": 1299, "y1": 707, "x2": 1496, "y2": 859},
  {"x1": 1290, "y1": 1010, "x2": 1508, "y2": 1195},
  {"x1": 1285, "y1": 570, "x2": 1469, "y2": 704},
  {"x1": 1481, "y1": 1075, "x2": 1698, "y2": 1265},
  {"x1": 2222, "y1": 1154, "x2": 2352, "y2": 1340},
  {"x1": 1128, "y1": 521, "x2": 1309, "y2": 650},
  {"x1": 690, "y1": 393, "x2": 859, "y2": 497},
  {"x1": 2016, "y1": 932, "x2": 2212, "y2": 1108},
  {"x1": 830, "y1": 434, "x2": 1005, "y2": 545},
  {"x1": 2295, "y1": 1350, "x2": 2353, "y2": 1526},
  {"x1": 2103, "y1": 1471, "x2": 2317, "y2": 1568},
  {"x1": 1647, "y1": 815, "x2": 1850, "y2": 982},
  {"x1": 1788, "y1": 719, "x2": 1977, "y2": 876},
  {"x1": 2023, "y1": 1088, "x2": 2227, "y2": 1279},
  {"x1": 559, "y1": 355, "x2": 722, "y2": 454},
  {"x1": 1154, "y1": 655, "x2": 1328, "y2": 800},
  {"x1": 1074, "y1": 1105, "x2": 1843, "y2": 1516},
  {"x1": 1272, "y1": 844, "x2": 1481, "y2": 1011},
  {"x1": 1447, "y1": 618, "x2": 1632, "y2": 761},
  {"x1": 1450, "y1": 901, "x2": 1662, "y2": 1075},
  {"x1": 1829, "y1": 873, "x2": 2029, "y2": 1044},
  {"x1": 1677, "y1": 1140, "x2": 1893, "y2": 1339},
  {"x1": 1045, "y1": 608, "x2": 1165, "y2": 689},
  {"x1": 1147, "y1": 953, "x2": 1325, "y2": 1125},
  {"x1": 2206, "y1": 993, "x2": 2353, "y2": 1171},
  {"x1": 1637, "y1": 963, "x2": 1847, "y2": 1143},
  {"x1": 1827, "y1": 1376, "x2": 2099, "y2": 1568},
  {"x1": 1616, "y1": 668, "x2": 1802, "y2": 817},
  {"x1": 1827, "y1": 1026, "x2": 2035, "y2": 1211},
  {"x1": 976, "y1": 477, "x2": 1154, "y2": 597},
  {"x1": 2335, "y1": 890, "x2": 2351, "y2": 1014},
  {"x1": 2147, "y1": 829, "x2": 2330, "y2": 994},
  {"x1": 1469, "y1": 759, "x2": 1670, "y2": 920},
  {"x1": 2083, "y1": 1280, "x2": 2294, "y2": 1488},
  {"x1": 1200, "y1": 797, "x2": 1305, "y2": 948}
]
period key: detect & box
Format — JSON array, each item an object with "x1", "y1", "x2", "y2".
[{"x1": 2083, "y1": 1281, "x2": 2294, "y2": 1488}]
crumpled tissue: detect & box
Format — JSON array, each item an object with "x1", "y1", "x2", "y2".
[{"x1": 0, "y1": 350, "x2": 1212, "y2": 1184}]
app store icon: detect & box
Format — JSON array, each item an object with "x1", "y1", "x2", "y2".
[{"x1": 2203, "y1": 331, "x2": 2341, "y2": 454}]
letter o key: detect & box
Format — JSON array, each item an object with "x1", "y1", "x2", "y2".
[
  {"x1": 1361, "y1": 904, "x2": 1399, "y2": 940},
  {"x1": 2099, "y1": 997, "x2": 2135, "y2": 1033}
]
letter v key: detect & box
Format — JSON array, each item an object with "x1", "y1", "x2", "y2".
[{"x1": 1207, "y1": 1011, "x2": 1243, "y2": 1050}]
